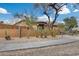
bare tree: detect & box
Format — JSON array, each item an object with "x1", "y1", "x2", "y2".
[
  {"x1": 48, "y1": 3, "x2": 67, "y2": 25},
  {"x1": 34, "y1": 3, "x2": 67, "y2": 29},
  {"x1": 34, "y1": 3, "x2": 51, "y2": 30}
]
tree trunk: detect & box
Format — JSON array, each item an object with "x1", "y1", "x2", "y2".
[
  {"x1": 47, "y1": 15, "x2": 51, "y2": 30},
  {"x1": 52, "y1": 11, "x2": 58, "y2": 37},
  {"x1": 52, "y1": 12, "x2": 58, "y2": 25}
]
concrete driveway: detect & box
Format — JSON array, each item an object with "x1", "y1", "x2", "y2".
[{"x1": 0, "y1": 35, "x2": 79, "y2": 51}]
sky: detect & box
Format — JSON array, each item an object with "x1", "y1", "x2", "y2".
[{"x1": 0, "y1": 3, "x2": 79, "y2": 24}]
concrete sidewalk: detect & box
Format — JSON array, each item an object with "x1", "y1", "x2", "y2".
[{"x1": 0, "y1": 35, "x2": 79, "y2": 51}]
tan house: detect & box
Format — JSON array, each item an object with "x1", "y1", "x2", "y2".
[
  {"x1": 0, "y1": 20, "x2": 29, "y2": 38},
  {"x1": 0, "y1": 19, "x2": 61, "y2": 38},
  {"x1": 0, "y1": 23, "x2": 18, "y2": 37}
]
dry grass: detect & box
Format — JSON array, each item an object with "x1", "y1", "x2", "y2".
[{"x1": 27, "y1": 29, "x2": 60, "y2": 38}]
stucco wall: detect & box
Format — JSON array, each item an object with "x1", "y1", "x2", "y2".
[{"x1": 0, "y1": 28, "x2": 29, "y2": 38}]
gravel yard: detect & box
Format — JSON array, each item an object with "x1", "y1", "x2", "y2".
[{"x1": 0, "y1": 40, "x2": 79, "y2": 56}]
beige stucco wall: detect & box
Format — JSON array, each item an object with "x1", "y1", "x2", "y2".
[{"x1": 0, "y1": 28, "x2": 29, "y2": 38}]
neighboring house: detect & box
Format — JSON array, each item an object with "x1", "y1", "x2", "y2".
[
  {"x1": 0, "y1": 21, "x2": 29, "y2": 38},
  {"x1": 36, "y1": 22, "x2": 58, "y2": 30},
  {"x1": 0, "y1": 19, "x2": 61, "y2": 38},
  {"x1": 14, "y1": 19, "x2": 60, "y2": 31},
  {"x1": 0, "y1": 23, "x2": 18, "y2": 37}
]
